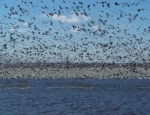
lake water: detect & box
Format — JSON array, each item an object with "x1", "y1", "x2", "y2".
[{"x1": 0, "y1": 78, "x2": 150, "y2": 115}]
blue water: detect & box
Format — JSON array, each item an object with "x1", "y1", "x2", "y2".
[{"x1": 0, "y1": 78, "x2": 150, "y2": 115}]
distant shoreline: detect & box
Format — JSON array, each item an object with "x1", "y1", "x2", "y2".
[
  {"x1": 1, "y1": 62, "x2": 150, "y2": 68},
  {"x1": 0, "y1": 66, "x2": 150, "y2": 79}
]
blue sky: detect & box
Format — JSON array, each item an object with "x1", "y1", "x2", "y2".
[{"x1": 0, "y1": 0, "x2": 150, "y2": 63}]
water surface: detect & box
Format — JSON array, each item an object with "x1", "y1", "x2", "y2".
[{"x1": 0, "y1": 78, "x2": 150, "y2": 115}]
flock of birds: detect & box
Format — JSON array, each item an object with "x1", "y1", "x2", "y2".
[{"x1": 0, "y1": 0, "x2": 150, "y2": 78}]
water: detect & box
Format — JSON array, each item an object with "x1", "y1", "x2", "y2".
[{"x1": 0, "y1": 78, "x2": 150, "y2": 115}]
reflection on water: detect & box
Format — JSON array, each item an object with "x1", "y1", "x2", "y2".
[{"x1": 0, "y1": 78, "x2": 150, "y2": 114}]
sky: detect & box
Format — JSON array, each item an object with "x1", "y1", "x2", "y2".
[{"x1": 0, "y1": 0, "x2": 150, "y2": 64}]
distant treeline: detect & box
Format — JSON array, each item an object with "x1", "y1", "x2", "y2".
[{"x1": 1, "y1": 62, "x2": 150, "y2": 68}]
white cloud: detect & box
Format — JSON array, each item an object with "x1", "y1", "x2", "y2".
[
  {"x1": 70, "y1": 27, "x2": 80, "y2": 32},
  {"x1": 80, "y1": 15, "x2": 90, "y2": 21},
  {"x1": 17, "y1": 22, "x2": 28, "y2": 27},
  {"x1": 93, "y1": 25, "x2": 100, "y2": 30},
  {"x1": 92, "y1": 25, "x2": 106, "y2": 31},
  {"x1": 52, "y1": 14, "x2": 79, "y2": 23},
  {"x1": 40, "y1": 14, "x2": 47, "y2": 18},
  {"x1": 116, "y1": 23, "x2": 130, "y2": 28},
  {"x1": 22, "y1": 22, "x2": 28, "y2": 26},
  {"x1": 11, "y1": 14, "x2": 19, "y2": 18},
  {"x1": 42, "y1": 13, "x2": 90, "y2": 23},
  {"x1": 9, "y1": 28, "x2": 27, "y2": 33}
]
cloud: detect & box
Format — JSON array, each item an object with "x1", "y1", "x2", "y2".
[
  {"x1": 79, "y1": 15, "x2": 90, "y2": 21},
  {"x1": 22, "y1": 22, "x2": 28, "y2": 26},
  {"x1": 70, "y1": 27, "x2": 80, "y2": 32},
  {"x1": 52, "y1": 14, "x2": 79, "y2": 23},
  {"x1": 92, "y1": 25, "x2": 106, "y2": 31},
  {"x1": 9, "y1": 28, "x2": 27, "y2": 33},
  {"x1": 10, "y1": 22, "x2": 29, "y2": 33},
  {"x1": 11, "y1": 14, "x2": 19, "y2": 18},
  {"x1": 42, "y1": 13, "x2": 90, "y2": 23},
  {"x1": 116, "y1": 23, "x2": 130, "y2": 28},
  {"x1": 17, "y1": 22, "x2": 28, "y2": 27},
  {"x1": 93, "y1": 25, "x2": 100, "y2": 30}
]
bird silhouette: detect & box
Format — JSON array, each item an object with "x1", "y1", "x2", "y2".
[{"x1": 0, "y1": 0, "x2": 149, "y2": 79}]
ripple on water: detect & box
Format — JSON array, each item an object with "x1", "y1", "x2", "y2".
[
  {"x1": 0, "y1": 79, "x2": 150, "y2": 114},
  {"x1": 0, "y1": 80, "x2": 30, "y2": 90}
]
